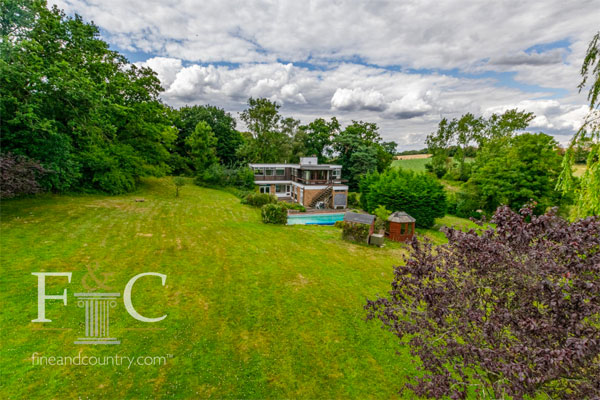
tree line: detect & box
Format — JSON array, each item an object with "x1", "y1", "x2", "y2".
[{"x1": 0, "y1": 2, "x2": 396, "y2": 197}]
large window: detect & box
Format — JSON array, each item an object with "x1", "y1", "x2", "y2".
[
  {"x1": 265, "y1": 168, "x2": 274, "y2": 176},
  {"x1": 259, "y1": 186, "x2": 270, "y2": 194},
  {"x1": 275, "y1": 168, "x2": 285, "y2": 176},
  {"x1": 275, "y1": 184, "x2": 285, "y2": 193},
  {"x1": 254, "y1": 168, "x2": 264, "y2": 176},
  {"x1": 332, "y1": 169, "x2": 341, "y2": 178}
]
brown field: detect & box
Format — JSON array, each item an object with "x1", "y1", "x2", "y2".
[{"x1": 395, "y1": 154, "x2": 432, "y2": 160}]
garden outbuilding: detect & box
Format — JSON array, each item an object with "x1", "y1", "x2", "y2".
[
  {"x1": 342, "y1": 211, "x2": 375, "y2": 243},
  {"x1": 387, "y1": 211, "x2": 415, "y2": 242}
]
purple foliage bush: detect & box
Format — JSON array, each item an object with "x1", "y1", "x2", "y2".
[
  {"x1": 0, "y1": 153, "x2": 48, "y2": 199},
  {"x1": 366, "y1": 205, "x2": 600, "y2": 399}
]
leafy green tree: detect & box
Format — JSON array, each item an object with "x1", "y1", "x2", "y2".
[
  {"x1": 297, "y1": 117, "x2": 340, "y2": 163},
  {"x1": 426, "y1": 110, "x2": 534, "y2": 180},
  {"x1": 332, "y1": 121, "x2": 395, "y2": 190},
  {"x1": 173, "y1": 176, "x2": 186, "y2": 198},
  {"x1": 425, "y1": 118, "x2": 452, "y2": 178},
  {"x1": 0, "y1": 2, "x2": 174, "y2": 194},
  {"x1": 172, "y1": 105, "x2": 242, "y2": 170},
  {"x1": 468, "y1": 133, "x2": 563, "y2": 214},
  {"x1": 238, "y1": 97, "x2": 292, "y2": 163},
  {"x1": 557, "y1": 31, "x2": 600, "y2": 217},
  {"x1": 185, "y1": 122, "x2": 218, "y2": 171},
  {"x1": 359, "y1": 168, "x2": 446, "y2": 228},
  {"x1": 485, "y1": 108, "x2": 535, "y2": 142}
]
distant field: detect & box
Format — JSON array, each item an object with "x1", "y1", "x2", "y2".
[
  {"x1": 391, "y1": 157, "x2": 431, "y2": 172},
  {"x1": 394, "y1": 154, "x2": 432, "y2": 160},
  {"x1": 393, "y1": 157, "x2": 477, "y2": 173}
]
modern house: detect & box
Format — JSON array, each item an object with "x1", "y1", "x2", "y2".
[{"x1": 249, "y1": 157, "x2": 348, "y2": 209}]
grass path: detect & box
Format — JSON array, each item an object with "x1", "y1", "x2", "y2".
[{"x1": 1, "y1": 178, "x2": 424, "y2": 399}]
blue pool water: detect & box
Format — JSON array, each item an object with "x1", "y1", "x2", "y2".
[{"x1": 287, "y1": 213, "x2": 345, "y2": 226}]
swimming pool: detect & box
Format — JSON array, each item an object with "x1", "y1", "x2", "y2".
[{"x1": 287, "y1": 213, "x2": 345, "y2": 225}]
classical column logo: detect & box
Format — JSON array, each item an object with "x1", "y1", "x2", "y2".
[{"x1": 74, "y1": 293, "x2": 120, "y2": 345}]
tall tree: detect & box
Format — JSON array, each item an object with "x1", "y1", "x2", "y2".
[
  {"x1": 332, "y1": 121, "x2": 395, "y2": 190},
  {"x1": 468, "y1": 133, "x2": 563, "y2": 214},
  {"x1": 173, "y1": 105, "x2": 242, "y2": 168},
  {"x1": 0, "y1": 2, "x2": 175, "y2": 194},
  {"x1": 298, "y1": 117, "x2": 340, "y2": 163},
  {"x1": 557, "y1": 31, "x2": 600, "y2": 217},
  {"x1": 426, "y1": 110, "x2": 534, "y2": 181},
  {"x1": 185, "y1": 122, "x2": 218, "y2": 171},
  {"x1": 238, "y1": 97, "x2": 292, "y2": 163}
]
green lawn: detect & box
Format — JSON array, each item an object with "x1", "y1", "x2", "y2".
[{"x1": 2, "y1": 177, "x2": 449, "y2": 399}]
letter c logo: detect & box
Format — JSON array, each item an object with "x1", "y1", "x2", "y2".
[{"x1": 123, "y1": 272, "x2": 167, "y2": 322}]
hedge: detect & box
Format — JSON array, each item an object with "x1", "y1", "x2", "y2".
[
  {"x1": 242, "y1": 193, "x2": 277, "y2": 207},
  {"x1": 359, "y1": 168, "x2": 447, "y2": 228}
]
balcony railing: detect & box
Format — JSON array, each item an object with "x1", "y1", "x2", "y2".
[
  {"x1": 294, "y1": 177, "x2": 345, "y2": 185},
  {"x1": 254, "y1": 174, "x2": 346, "y2": 185},
  {"x1": 254, "y1": 175, "x2": 288, "y2": 181}
]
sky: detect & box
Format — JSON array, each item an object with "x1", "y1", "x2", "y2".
[{"x1": 52, "y1": 0, "x2": 599, "y2": 150}]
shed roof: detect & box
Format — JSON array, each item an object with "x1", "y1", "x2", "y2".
[
  {"x1": 344, "y1": 211, "x2": 375, "y2": 225},
  {"x1": 388, "y1": 211, "x2": 416, "y2": 223}
]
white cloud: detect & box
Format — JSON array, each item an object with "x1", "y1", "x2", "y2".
[
  {"x1": 331, "y1": 88, "x2": 386, "y2": 112},
  {"x1": 136, "y1": 57, "x2": 182, "y2": 88},
  {"x1": 385, "y1": 93, "x2": 434, "y2": 119},
  {"x1": 51, "y1": 0, "x2": 597, "y2": 148}
]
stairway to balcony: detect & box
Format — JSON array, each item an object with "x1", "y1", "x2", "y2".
[{"x1": 309, "y1": 186, "x2": 333, "y2": 208}]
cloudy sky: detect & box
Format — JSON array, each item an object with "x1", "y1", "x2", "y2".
[{"x1": 52, "y1": 0, "x2": 599, "y2": 149}]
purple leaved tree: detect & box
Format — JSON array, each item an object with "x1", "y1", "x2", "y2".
[
  {"x1": 0, "y1": 153, "x2": 48, "y2": 199},
  {"x1": 366, "y1": 205, "x2": 600, "y2": 399}
]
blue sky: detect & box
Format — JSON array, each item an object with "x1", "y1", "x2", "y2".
[{"x1": 55, "y1": 0, "x2": 598, "y2": 149}]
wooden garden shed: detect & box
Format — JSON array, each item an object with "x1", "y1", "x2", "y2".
[{"x1": 387, "y1": 211, "x2": 416, "y2": 242}]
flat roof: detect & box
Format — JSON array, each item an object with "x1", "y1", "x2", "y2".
[
  {"x1": 344, "y1": 211, "x2": 375, "y2": 225},
  {"x1": 249, "y1": 163, "x2": 342, "y2": 169}
]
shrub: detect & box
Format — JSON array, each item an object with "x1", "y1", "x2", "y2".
[
  {"x1": 195, "y1": 163, "x2": 225, "y2": 186},
  {"x1": 281, "y1": 202, "x2": 306, "y2": 212},
  {"x1": 342, "y1": 222, "x2": 370, "y2": 243},
  {"x1": 359, "y1": 169, "x2": 446, "y2": 228},
  {"x1": 242, "y1": 193, "x2": 277, "y2": 207},
  {"x1": 261, "y1": 203, "x2": 288, "y2": 224},
  {"x1": 347, "y1": 192, "x2": 359, "y2": 207},
  {"x1": 333, "y1": 220, "x2": 344, "y2": 229},
  {"x1": 445, "y1": 192, "x2": 458, "y2": 215},
  {"x1": 0, "y1": 153, "x2": 48, "y2": 199},
  {"x1": 366, "y1": 205, "x2": 600, "y2": 399},
  {"x1": 373, "y1": 205, "x2": 391, "y2": 232}
]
